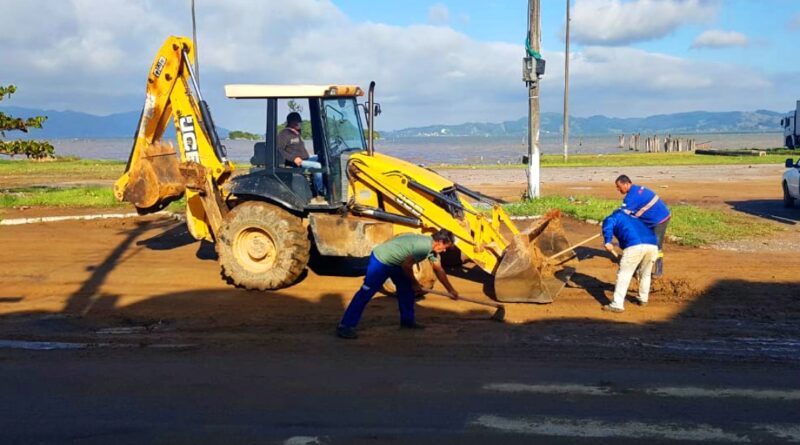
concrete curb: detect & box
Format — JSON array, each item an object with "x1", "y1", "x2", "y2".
[{"x1": 0, "y1": 211, "x2": 177, "y2": 226}]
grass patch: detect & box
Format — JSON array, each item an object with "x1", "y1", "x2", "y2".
[
  {"x1": 0, "y1": 186, "x2": 123, "y2": 208},
  {"x1": 431, "y1": 151, "x2": 792, "y2": 169},
  {"x1": 504, "y1": 195, "x2": 617, "y2": 222},
  {"x1": 502, "y1": 195, "x2": 778, "y2": 247},
  {"x1": 0, "y1": 185, "x2": 187, "y2": 213},
  {"x1": 0, "y1": 158, "x2": 125, "y2": 179}
]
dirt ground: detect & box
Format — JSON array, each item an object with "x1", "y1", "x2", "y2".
[{"x1": 0, "y1": 164, "x2": 798, "y2": 363}]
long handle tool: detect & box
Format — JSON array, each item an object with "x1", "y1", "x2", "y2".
[
  {"x1": 422, "y1": 288, "x2": 505, "y2": 322},
  {"x1": 546, "y1": 233, "x2": 602, "y2": 263}
]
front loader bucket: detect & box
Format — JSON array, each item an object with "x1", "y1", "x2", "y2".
[
  {"x1": 494, "y1": 214, "x2": 577, "y2": 303},
  {"x1": 121, "y1": 142, "x2": 186, "y2": 213}
]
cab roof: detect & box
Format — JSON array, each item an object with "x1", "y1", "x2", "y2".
[{"x1": 224, "y1": 84, "x2": 364, "y2": 99}]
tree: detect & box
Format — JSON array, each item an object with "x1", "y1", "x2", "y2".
[
  {"x1": 0, "y1": 85, "x2": 54, "y2": 159},
  {"x1": 364, "y1": 129, "x2": 381, "y2": 141},
  {"x1": 287, "y1": 100, "x2": 303, "y2": 113},
  {"x1": 228, "y1": 130, "x2": 262, "y2": 140}
]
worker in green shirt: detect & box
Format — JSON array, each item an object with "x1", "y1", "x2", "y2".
[{"x1": 336, "y1": 229, "x2": 460, "y2": 339}]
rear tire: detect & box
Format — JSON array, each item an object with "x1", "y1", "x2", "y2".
[
  {"x1": 217, "y1": 202, "x2": 310, "y2": 290},
  {"x1": 783, "y1": 182, "x2": 795, "y2": 208}
]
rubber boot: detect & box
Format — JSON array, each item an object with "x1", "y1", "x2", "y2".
[{"x1": 653, "y1": 252, "x2": 664, "y2": 277}]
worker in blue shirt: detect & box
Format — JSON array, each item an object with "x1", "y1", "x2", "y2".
[
  {"x1": 601, "y1": 209, "x2": 659, "y2": 313},
  {"x1": 615, "y1": 175, "x2": 671, "y2": 276}
]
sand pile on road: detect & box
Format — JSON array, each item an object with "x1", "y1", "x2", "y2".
[{"x1": 650, "y1": 278, "x2": 699, "y2": 303}]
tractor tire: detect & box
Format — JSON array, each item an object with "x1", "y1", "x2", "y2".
[
  {"x1": 383, "y1": 260, "x2": 436, "y2": 294},
  {"x1": 783, "y1": 182, "x2": 795, "y2": 208},
  {"x1": 217, "y1": 201, "x2": 310, "y2": 290}
]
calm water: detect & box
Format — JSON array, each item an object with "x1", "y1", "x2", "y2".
[{"x1": 45, "y1": 132, "x2": 783, "y2": 165}]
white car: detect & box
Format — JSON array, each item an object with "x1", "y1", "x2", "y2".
[{"x1": 784, "y1": 158, "x2": 800, "y2": 208}]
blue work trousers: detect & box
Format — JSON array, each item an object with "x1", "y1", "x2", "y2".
[
  {"x1": 340, "y1": 254, "x2": 415, "y2": 328},
  {"x1": 300, "y1": 155, "x2": 325, "y2": 196}
]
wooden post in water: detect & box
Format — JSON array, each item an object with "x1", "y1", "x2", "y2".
[{"x1": 618, "y1": 134, "x2": 625, "y2": 148}]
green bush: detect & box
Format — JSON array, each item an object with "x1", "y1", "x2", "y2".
[{"x1": 0, "y1": 85, "x2": 55, "y2": 159}]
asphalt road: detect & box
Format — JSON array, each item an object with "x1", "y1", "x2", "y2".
[{"x1": 2, "y1": 345, "x2": 799, "y2": 444}]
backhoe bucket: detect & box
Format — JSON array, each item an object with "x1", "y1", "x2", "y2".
[
  {"x1": 121, "y1": 142, "x2": 186, "y2": 212},
  {"x1": 494, "y1": 214, "x2": 577, "y2": 303}
]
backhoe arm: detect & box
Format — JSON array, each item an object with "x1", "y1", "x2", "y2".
[{"x1": 114, "y1": 36, "x2": 234, "y2": 241}]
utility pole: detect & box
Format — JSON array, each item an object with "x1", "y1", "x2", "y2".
[
  {"x1": 524, "y1": 0, "x2": 544, "y2": 199},
  {"x1": 563, "y1": 0, "x2": 570, "y2": 162}
]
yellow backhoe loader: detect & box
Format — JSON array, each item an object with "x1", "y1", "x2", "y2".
[{"x1": 114, "y1": 36, "x2": 578, "y2": 303}]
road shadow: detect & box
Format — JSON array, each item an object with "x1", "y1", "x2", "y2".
[
  {"x1": 0, "y1": 297, "x2": 24, "y2": 303},
  {"x1": 444, "y1": 263, "x2": 495, "y2": 297},
  {"x1": 727, "y1": 199, "x2": 799, "y2": 225},
  {"x1": 569, "y1": 272, "x2": 612, "y2": 305},
  {"x1": 308, "y1": 251, "x2": 369, "y2": 277},
  {"x1": 136, "y1": 221, "x2": 197, "y2": 250},
  {"x1": 575, "y1": 246, "x2": 615, "y2": 262},
  {"x1": 63, "y1": 219, "x2": 155, "y2": 316},
  {"x1": 4, "y1": 213, "x2": 799, "y2": 364}
]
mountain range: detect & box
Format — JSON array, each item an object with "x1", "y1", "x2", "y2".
[
  {"x1": 0, "y1": 106, "x2": 229, "y2": 139},
  {"x1": 0, "y1": 106, "x2": 784, "y2": 139},
  {"x1": 384, "y1": 110, "x2": 785, "y2": 138}
]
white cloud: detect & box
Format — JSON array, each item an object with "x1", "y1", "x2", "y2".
[
  {"x1": 541, "y1": 46, "x2": 776, "y2": 117},
  {"x1": 571, "y1": 0, "x2": 718, "y2": 46},
  {"x1": 691, "y1": 30, "x2": 749, "y2": 48},
  {"x1": 427, "y1": 4, "x2": 449, "y2": 26},
  {"x1": 790, "y1": 13, "x2": 800, "y2": 30},
  {"x1": 0, "y1": 0, "x2": 523, "y2": 129},
  {"x1": 0, "y1": 0, "x2": 790, "y2": 131}
]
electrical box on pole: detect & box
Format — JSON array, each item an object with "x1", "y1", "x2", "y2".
[{"x1": 523, "y1": 0, "x2": 544, "y2": 199}]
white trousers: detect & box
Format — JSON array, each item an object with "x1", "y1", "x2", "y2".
[{"x1": 610, "y1": 244, "x2": 658, "y2": 309}]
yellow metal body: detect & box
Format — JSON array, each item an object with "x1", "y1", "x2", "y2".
[
  {"x1": 347, "y1": 152, "x2": 520, "y2": 274},
  {"x1": 114, "y1": 36, "x2": 233, "y2": 242}
]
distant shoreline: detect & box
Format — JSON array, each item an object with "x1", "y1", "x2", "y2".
[{"x1": 0, "y1": 132, "x2": 786, "y2": 165}]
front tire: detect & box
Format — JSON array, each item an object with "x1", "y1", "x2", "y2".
[
  {"x1": 783, "y1": 182, "x2": 795, "y2": 208},
  {"x1": 217, "y1": 202, "x2": 310, "y2": 290},
  {"x1": 383, "y1": 261, "x2": 436, "y2": 294}
]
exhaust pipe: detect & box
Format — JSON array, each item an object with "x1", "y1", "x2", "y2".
[{"x1": 367, "y1": 81, "x2": 375, "y2": 156}]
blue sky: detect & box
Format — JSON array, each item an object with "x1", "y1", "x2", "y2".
[{"x1": 1, "y1": 0, "x2": 798, "y2": 131}]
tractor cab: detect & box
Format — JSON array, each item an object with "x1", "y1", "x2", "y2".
[{"x1": 224, "y1": 84, "x2": 370, "y2": 211}]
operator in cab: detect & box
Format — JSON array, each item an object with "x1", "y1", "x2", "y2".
[
  {"x1": 277, "y1": 112, "x2": 326, "y2": 204},
  {"x1": 336, "y1": 229, "x2": 460, "y2": 339}
]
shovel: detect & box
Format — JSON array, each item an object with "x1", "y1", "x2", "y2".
[{"x1": 421, "y1": 288, "x2": 506, "y2": 322}]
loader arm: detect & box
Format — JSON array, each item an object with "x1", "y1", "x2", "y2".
[
  {"x1": 113, "y1": 36, "x2": 233, "y2": 241},
  {"x1": 347, "y1": 152, "x2": 518, "y2": 273},
  {"x1": 346, "y1": 152, "x2": 576, "y2": 303}
]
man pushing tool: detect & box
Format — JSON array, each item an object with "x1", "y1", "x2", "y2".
[{"x1": 336, "y1": 229, "x2": 460, "y2": 339}]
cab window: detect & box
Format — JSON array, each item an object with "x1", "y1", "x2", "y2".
[{"x1": 321, "y1": 98, "x2": 366, "y2": 156}]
